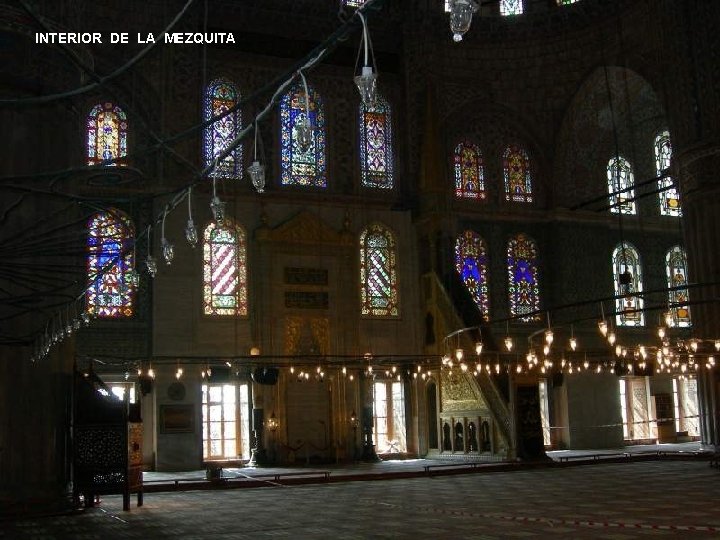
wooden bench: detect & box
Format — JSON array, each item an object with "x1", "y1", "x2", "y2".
[
  {"x1": 249, "y1": 471, "x2": 331, "y2": 482},
  {"x1": 424, "y1": 462, "x2": 483, "y2": 476},
  {"x1": 558, "y1": 452, "x2": 630, "y2": 462}
]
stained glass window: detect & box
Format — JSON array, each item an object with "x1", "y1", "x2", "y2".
[
  {"x1": 613, "y1": 243, "x2": 644, "y2": 327},
  {"x1": 507, "y1": 234, "x2": 539, "y2": 321},
  {"x1": 87, "y1": 210, "x2": 134, "y2": 318},
  {"x1": 503, "y1": 145, "x2": 533, "y2": 202},
  {"x1": 203, "y1": 222, "x2": 247, "y2": 316},
  {"x1": 655, "y1": 130, "x2": 681, "y2": 217},
  {"x1": 666, "y1": 246, "x2": 691, "y2": 327},
  {"x1": 204, "y1": 79, "x2": 241, "y2": 179},
  {"x1": 607, "y1": 156, "x2": 636, "y2": 215},
  {"x1": 87, "y1": 103, "x2": 127, "y2": 166},
  {"x1": 455, "y1": 231, "x2": 489, "y2": 320},
  {"x1": 360, "y1": 94, "x2": 394, "y2": 189},
  {"x1": 344, "y1": 0, "x2": 364, "y2": 6},
  {"x1": 454, "y1": 142, "x2": 485, "y2": 199},
  {"x1": 280, "y1": 83, "x2": 326, "y2": 187},
  {"x1": 360, "y1": 224, "x2": 398, "y2": 317},
  {"x1": 500, "y1": 0, "x2": 523, "y2": 16},
  {"x1": 557, "y1": 0, "x2": 579, "y2": 5}
]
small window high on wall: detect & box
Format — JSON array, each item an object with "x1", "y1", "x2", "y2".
[
  {"x1": 359, "y1": 94, "x2": 393, "y2": 189},
  {"x1": 204, "y1": 78, "x2": 241, "y2": 179},
  {"x1": 454, "y1": 142, "x2": 485, "y2": 199},
  {"x1": 666, "y1": 246, "x2": 691, "y2": 327},
  {"x1": 360, "y1": 224, "x2": 399, "y2": 317},
  {"x1": 503, "y1": 145, "x2": 533, "y2": 203},
  {"x1": 655, "y1": 130, "x2": 682, "y2": 217},
  {"x1": 607, "y1": 156, "x2": 636, "y2": 215},
  {"x1": 87, "y1": 102, "x2": 127, "y2": 166},
  {"x1": 500, "y1": 0, "x2": 523, "y2": 16},
  {"x1": 455, "y1": 230, "x2": 490, "y2": 319},
  {"x1": 87, "y1": 210, "x2": 135, "y2": 318},
  {"x1": 612, "y1": 242, "x2": 644, "y2": 327},
  {"x1": 507, "y1": 234, "x2": 540, "y2": 321},
  {"x1": 203, "y1": 222, "x2": 247, "y2": 316}
]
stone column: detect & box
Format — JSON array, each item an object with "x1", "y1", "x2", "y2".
[{"x1": 677, "y1": 145, "x2": 720, "y2": 448}]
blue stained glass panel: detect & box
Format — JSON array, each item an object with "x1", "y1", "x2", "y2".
[{"x1": 280, "y1": 84, "x2": 326, "y2": 187}]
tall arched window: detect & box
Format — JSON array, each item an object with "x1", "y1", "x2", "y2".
[
  {"x1": 87, "y1": 102, "x2": 127, "y2": 166},
  {"x1": 666, "y1": 246, "x2": 691, "y2": 327},
  {"x1": 503, "y1": 145, "x2": 533, "y2": 203},
  {"x1": 607, "y1": 156, "x2": 636, "y2": 215},
  {"x1": 454, "y1": 142, "x2": 485, "y2": 200},
  {"x1": 280, "y1": 83, "x2": 326, "y2": 187},
  {"x1": 612, "y1": 243, "x2": 644, "y2": 327},
  {"x1": 360, "y1": 224, "x2": 398, "y2": 317},
  {"x1": 500, "y1": 0, "x2": 523, "y2": 15},
  {"x1": 507, "y1": 234, "x2": 539, "y2": 321},
  {"x1": 87, "y1": 210, "x2": 135, "y2": 317},
  {"x1": 455, "y1": 230, "x2": 490, "y2": 319},
  {"x1": 204, "y1": 78, "x2": 241, "y2": 179},
  {"x1": 203, "y1": 222, "x2": 247, "y2": 316},
  {"x1": 360, "y1": 94, "x2": 393, "y2": 189},
  {"x1": 655, "y1": 130, "x2": 681, "y2": 217}
]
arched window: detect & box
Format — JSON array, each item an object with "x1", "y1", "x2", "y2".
[
  {"x1": 612, "y1": 243, "x2": 644, "y2": 327},
  {"x1": 500, "y1": 0, "x2": 524, "y2": 16},
  {"x1": 607, "y1": 156, "x2": 636, "y2": 215},
  {"x1": 655, "y1": 130, "x2": 681, "y2": 217},
  {"x1": 455, "y1": 230, "x2": 489, "y2": 319},
  {"x1": 204, "y1": 79, "x2": 241, "y2": 179},
  {"x1": 87, "y1": 210, "x2": 135, "y2": 317},
  {"x1": 280, "y1": 83, "x2": 327, "y2": 187},
  {"x1": 87, "y1": 102, "x2": 127, "y2": 166},
  {"x1": 203, "y1": 222, "x2": 247, "y2": 316},
  {"x1": 503, "y1": 145, "x2": 533, "y2": 203},
  {"x1": 454, "y1": 142, "x2": 485, "y2": 200},
  {"x1": 666, "y1": 246, "x2": 691, "y2": 327},
  {"x1": 360, "y1": 94, "x2": 393, "y2": 189},
  {"x1": 360, "y1": 223, "x2": 398, "y2": 317},
  {"x1": 557, "y1": 0, "x2": 579, "y2": 5},
  {"x1": 343, "y1": 0, "x2": 364, "y2": 6},
  {"x1": 507, "y1": 234, "x2": 540, "y2": 321}
]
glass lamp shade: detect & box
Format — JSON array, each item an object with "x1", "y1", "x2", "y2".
[
  {"x1": 161, "y1": 238, "x2": 174, "y2": 265},
  {"x1": 127, "y1": 267, "x2": 140, "y2": 288},
  {"x1": 185, "y1": 218, "x2": 198, "y2": 247},
  {"x1": 210, "y1": 196, "x2": 226, "y2": 224},
  {"x1": 450, "y1": 0, "x2": 479, "y2": 42},
  {"x1": 145, "y1": 254, "x2": 158, "y2": 277},
  {"x1": 354, "y1": 66, "x2": 377, "y2": 109},
  {"x1": 294, "y1": 116, "x2": 314, "y2": 153},
  {"x1": 247, "y1": 160, "x2": 266, "y2": 193}
]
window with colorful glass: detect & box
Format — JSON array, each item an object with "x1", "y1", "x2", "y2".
[
  {"x1": 503, "y1": 144, "x2": 533, "y2": 203},
  {"x1": 280, "y1": 83, "x2": 327, "y2": 187},
  {"x1": 360, "y1": 223, "x2": 398, "y2": 317},
  {"x1": 507, "y1": 234, "x2": 540, "y2": 321},
  {"x1": 203, "y1": 222, "x2": 247, "y2": 316},
  {"x1": 607, "y1": 156, "x2": 636, "y2": 215},
  {"x1": 500, "y1": 0, "x2": 523, "y2": 16},
  {"x1": 87, "y1": 102, "x2": 128, "y2": 166},
  {"x1": 86, "y1": 210, "x2": 135, "y2": 318},
  {"x1": 360, "y1": 94, "x2": 394, "y2": 189},
  {"x1": 557, "y1": 0, "x2": 579, "y2": 5},
  {"x1": 655, "y1": 130, "x2": 681, "y2": 217},
  {"x1": 455, "y1": 230, "x2": 490, "y2": 319},
  {"x1": 343, "y1": 0, "x2": 365, "y2": 6},
  {"x1": 612, "y1": 242, "x2": 644, "y2": 327},
  {"x1": 454, "y1": 142, "x2": 485, "y2": 199},
  {"x1": 666, "y1": 246, "x2": 691, "y2": 327},
  {"x1": 204, "y1": 79, "x2": 241, "y2": 179}
]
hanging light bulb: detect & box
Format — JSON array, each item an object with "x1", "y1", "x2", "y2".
[
  {"x1": 544, "y1": 329, "x2": 554, "y2": 345},
  {"x1": 543, "y1": 344, "x2": 550, "y2": 356},
  {"x1": 81, "y1": 311, "x2": 91, "y2": 325},
  {"x1": 148, "y1": 367, "x2": 155, "y2": 379},
  {"x1": 455, "y1": 348, "x2": 464, "y2": 361},
  {"x1": 176, "y1": 367, "x2": 183, "y2": 380},
  {"x1": 658, "y1": 326, "x2": 666, "y2": 339},
  {"x1": 185, "y1": 187, "x2": 198, "y2": 247},
  {"x1": 664, "y1": 311, "x2": 673, "y2": 327},
  {"x1": 354, "y1": 12, "x2": 377, "y2": 108},
  {"x1": 607, "y1": 331, "x2": 616, "y2": 346},
  {"x1": 569, "y1": 337, "x2": 577, "y2": 351},
  {"x1": 598, "y1": 320, "x2": 608, "y2": 337},
  {"x1": 475, "y1": 341, "x2": 483, "y2": 355},
  {"x1": 615, "y1": 345, "x2": 622, "y2": 357},
  {"x1": 145, "y1": 254, "x2": 158, "y2": 277},
  {"x1": 639, "y1": 345, "x2": 647, "y2": 360},
  {"x1": 161, "y1": 238, "x2": 174, "y2": 265},
  {"x1": 715, "y1": 340, "x2": 720, "y2": 351},
  {"x1": 210, "y1": 196, "x2": 226, "y2": 225},
  {"x1": 504, "y1": 336, "x2": 513, "y2": 352},
  {"x1": 295, "y1": 71, "x2": 314, "y2": 153},
  {"x1": 449, "y1": 0, "x2": 479, "y2": 42},
  {"x1": 689, "y1": 339, "x2": 698, "y2": 353},
  {"x1": 247, "y1": 122, "x2": 266, "y2": 193}
]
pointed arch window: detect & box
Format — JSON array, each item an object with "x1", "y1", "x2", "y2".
[
  {"x1": 87, "y1": 102, "x2": 127, "y2": 166},
  {"x1": 204, "y1": 79, "x2": 241, "y2": 179},
  {"x1": 607, "y1": 156, "x2": 636, "y2": 215},
  {"x1": 360, "y1": 94, "x2": 394, "y2": 189},
  {"x1": 666, "y1": 246, "x2": 691, "y2": 327},
  {"x1": 500, "y1": 0, "x2": 524, "y2": 16},
  {"x1": 613, "y1": 243, "x2": 644, "y2": 327},
  {"x1": 203, "y1": 222, "x2": 247, "y2": 316},
  {"x1": 507, "y1": 234, "x2": 539, "y2": 321},
  {"x1": 87, "y1": 210, "x2": 135, "y2": 318},
  {"x1": 503, "y1": 145, "x2": 533, "y2": 203},
  {"x1": 360, "y1": 224, "x2": 398, "y2": 317},
  {"x1": 655, "y1": 130, "x2": 681, "y2": 217},
  {"x1": 454, "y1": 142, "x2": 485, "y2": 200},
  {"x1": 280, "y1": 83, "x2": 327, "y2": 187},
  {"x1": 455, "y1": 230, "x2": 490, "y2": 319}
]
